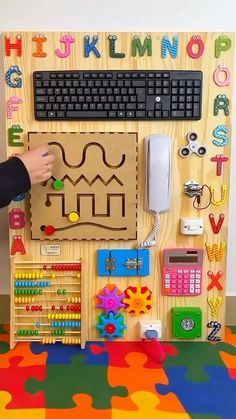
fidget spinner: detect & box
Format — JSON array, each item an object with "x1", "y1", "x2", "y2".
[{"x1": 179, "y1": 132, "x2": 207, "y2": 157}]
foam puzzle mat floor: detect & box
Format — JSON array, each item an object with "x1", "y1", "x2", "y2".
[{"x1": 0, "y1": 324, "x2": 236, "y2": 418}]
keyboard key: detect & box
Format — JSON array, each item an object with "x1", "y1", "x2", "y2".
[
  {"x1": 132, "y1": 80, "x2": 146, "y2": 87},
  {"x1": 136, "y1": 111, "x2": 145, "y2": 118},
  {"x1": 36, "y1": 96, "x2": 48, "y2": 103},
  {"x1": 109, "y1": 111, "x2": 117, "y2": 117},
  {"x1": 127, "y1": 111, "x2": 135, "y2": 118},
  {"x1": 36, "y1": 111, "x2": 47, "y2": 118},
  {"x1": 36, "y1": 88, "x2": 46, "y2": 95},
  {"x1": 118, "y1": 111, "x2": 125, "y2": 117},
  {"x1": 36, "y1": 103, "x2": 45, "y2": 110},
  {"x1": 162, "y1": 110, "x2": 169, "y2": 118},
  {"x1": 193, "y1": 104, "x2": 200, "y2": 117},
  {"x1": 48, "y1": 111, "x2": 56, "y2": 117},
  {"x1": 171, "y1": 110, "x2": 185, "y2": 118},
  {"x1": 137, "y1": 103, "x2": 146, "y2": 110},
  {"x1": 57, "y1": 111, "x2": 65, "y2": 118},
  {"x1": 66, "y1": 111, "x2": 107, "y2": 118}
]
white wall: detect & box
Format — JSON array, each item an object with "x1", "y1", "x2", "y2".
[{"x1": 0, "y1": 0, "x2": 235, "y2": 294}]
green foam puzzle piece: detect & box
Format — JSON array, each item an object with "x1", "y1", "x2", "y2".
[
  {"x1": 0, "y1": 325, "x2": 10, "y2": 354},
  {"x1": 25, "y1": 354, "x2": 127, "y2": 409},
  {"x1": 0, "y1": 342, "x2": 9, "y2": 354},
  {"x1": 0, "y1": 325, "x2": 8, "y2": 335},
  {"x1": 165, "y1": 341, "x2": 236, "y2": 382}
]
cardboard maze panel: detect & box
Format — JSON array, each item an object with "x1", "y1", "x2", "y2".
[{"x1": 29, "y1": 132, "x2": 138, "y2": 240}]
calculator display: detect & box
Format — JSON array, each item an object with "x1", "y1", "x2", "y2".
[{"x1": 169, "y1": 256, "x2": 198, "y2": 263}]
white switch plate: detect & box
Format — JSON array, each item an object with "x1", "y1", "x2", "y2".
[
  {"x1": 139, "y1": 320, "x2": 162, "y2": 339},
  {"x1": 180, "y1": 218, "x2": 204, "y2": 235}
]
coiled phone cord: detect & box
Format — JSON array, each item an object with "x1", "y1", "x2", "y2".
[{"x1": 137, "y1": 212, "x2": 161, "y2": 249}]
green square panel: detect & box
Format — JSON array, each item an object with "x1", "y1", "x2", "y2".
[{"x1": 172, "y1": 307, "x2": 202, "y2": 339}]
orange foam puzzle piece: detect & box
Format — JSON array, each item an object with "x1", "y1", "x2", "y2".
[
  {"x1": 110, "y1": 352, "x2": 186, "y2": 413},
  {"x1": 112, "y1": 391, "x2": 191, "y2": 419},
  {"x1": 224, "y1": 326, "x2": 236, "y2": 347},
  {"x1": 219, "y1": 326, "x2": 236, "y2": 371},
  {"x1": 46, "y1": 393, "x2": 111, "y2": 419},
  {"x1": 219, "y1": 351, "x2": 236, "y2": 370},
  {"x1": 0, "y1": 342, "x2": 47, "y2": 368}
]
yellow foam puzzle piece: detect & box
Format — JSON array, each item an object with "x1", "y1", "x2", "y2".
[
  {"x1": 112, "y1": 391, "x2": 190, "y2": 419},
  {"x1": 0, "y1": 391, "x2": 45, "y2": 419}
]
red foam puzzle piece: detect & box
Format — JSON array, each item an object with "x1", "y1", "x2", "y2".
[
  {"x1": 0, "y1": 356, "x2": 46, "y2": 408},
  {"x1": 229, "y1": 368, "x2": 236, "y2": 380},
  {"x1": 90, "y1": 341, "x2": 177, "y2": 368}
]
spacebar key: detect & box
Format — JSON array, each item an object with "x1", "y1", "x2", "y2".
[{"x1": 66, "y1": 111, "x2": 107, "y2": 119}]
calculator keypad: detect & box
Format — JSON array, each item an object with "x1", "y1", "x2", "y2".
[{"x1": 163, "y1": 268, "x2": 202, "y2": 296}]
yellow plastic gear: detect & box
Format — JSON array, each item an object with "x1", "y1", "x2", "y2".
[{"x1": 123, "y1": 285, "x2": 153, "y2": 316}]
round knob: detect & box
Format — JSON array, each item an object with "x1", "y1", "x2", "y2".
[
  {"x1": 68, "y1": 212, "x2": 79, "y2": 222},
  {"x1": 53, "y1": 179, "x2": 64, "y2": 190}
]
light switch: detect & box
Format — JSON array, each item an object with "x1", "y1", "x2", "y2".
[{"x1": 180, "y1": 218, "x2": 204, "y2": 235}]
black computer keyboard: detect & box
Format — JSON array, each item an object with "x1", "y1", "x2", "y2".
[{"x1": 33, "y1": 70, "x2": 202, "y2": 121}]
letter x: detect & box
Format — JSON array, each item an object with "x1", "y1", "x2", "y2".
[{"x1": 207, "y1": 270, "x2": 223, "y2": 291}]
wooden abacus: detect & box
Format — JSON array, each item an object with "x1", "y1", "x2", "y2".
[{"x1": 11, "y1": 260, "x2": 85, "y2": 348}]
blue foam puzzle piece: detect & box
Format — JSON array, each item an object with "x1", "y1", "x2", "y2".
[
  {"x1": 157, "y1": 366, "x2": 236, "y2": 419},
  {"x1": 30, "y1": 341, "x2": 109, "y2": 366}
]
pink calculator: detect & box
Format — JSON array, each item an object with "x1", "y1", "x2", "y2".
[{"x1": 162, "y1": 248, "x2": 203, "y2": 296}]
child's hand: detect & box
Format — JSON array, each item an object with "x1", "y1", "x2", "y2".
[{"x1": 18, "y1": 145, "x2": 55, "y2": 185}]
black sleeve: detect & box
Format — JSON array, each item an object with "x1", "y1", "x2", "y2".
[{"x1": 0, "y1": 157, "x2": 31, "y2": 208}]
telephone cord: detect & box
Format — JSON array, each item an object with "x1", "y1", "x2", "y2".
[{"x1": 137, "y1": 212, "x2": 161, "y2": 249}]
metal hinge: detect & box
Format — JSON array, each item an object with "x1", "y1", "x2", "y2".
[{"x1": 105, "y1": 257, "x2": 116, "y2": 273}]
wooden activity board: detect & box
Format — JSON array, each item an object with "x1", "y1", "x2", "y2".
[{"x1": 2, "y1": 31, "x2": 234, "y2": 348}]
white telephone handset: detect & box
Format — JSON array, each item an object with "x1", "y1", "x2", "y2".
[
  {"x1": 146, "y1": 134, "x2": 172, "y2": 213},
  {"x1": 138, "y1": 134, "x2": 172, "y2": 249}
]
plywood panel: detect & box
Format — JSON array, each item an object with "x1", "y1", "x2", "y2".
[
  {"x1": 29, "y1": 132, "x2": 138, "y2": 241},
  {"x1": 3, "y1": 31, "x2": 234, "y2": 346}
]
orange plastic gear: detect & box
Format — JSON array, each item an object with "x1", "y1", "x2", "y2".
[{"x1": 123, "y1": 285, "x2": 153, "y2": 316}]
